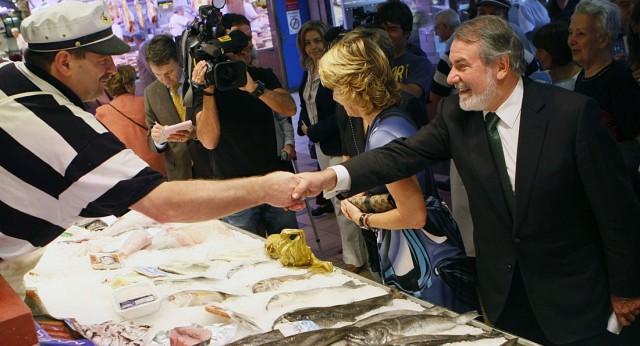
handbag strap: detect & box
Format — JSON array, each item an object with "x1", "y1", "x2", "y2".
[
  {"x1": 108, "y1": 103, "x2": 148, "y2": 131},
  {"x1": 369, "y1": 107, "x2": 442, "y2": 200}
]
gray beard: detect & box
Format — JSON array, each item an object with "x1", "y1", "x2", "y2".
[{"x1": 458, "y1": 71, "x2": 497, "y2": 111}]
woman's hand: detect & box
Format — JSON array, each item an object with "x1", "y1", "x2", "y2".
[{"x1": 341, "y1": 199, "x2": 362, "y2": 224}]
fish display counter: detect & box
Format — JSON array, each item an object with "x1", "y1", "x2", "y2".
[{"x1": 24, "y1": 211, "x2": 539, "y2": 346}]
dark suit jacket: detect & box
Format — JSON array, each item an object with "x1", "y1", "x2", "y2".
[
  {"x1": 144, "y1": 80, "x2": 211, "y2": 181},
  {"x1": 341, "y1": 79, "x2": 640, "y2": 343},
  {"x1": 297, "y1": 71, "x2": 342, "y2": 157}
]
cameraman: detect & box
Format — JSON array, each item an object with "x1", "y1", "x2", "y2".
[{"x1": 192, "y1": 13, "x2": 299, "y2": 235}]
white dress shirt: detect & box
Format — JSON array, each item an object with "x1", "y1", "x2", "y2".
[{"x1": 327, "y1": 78, "x2": 525, "y2": 196}]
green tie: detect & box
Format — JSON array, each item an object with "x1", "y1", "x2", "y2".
[{"x1": 485, "y1": 112, "x2": 515, "y2": 217}]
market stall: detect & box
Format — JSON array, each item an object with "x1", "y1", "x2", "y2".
[{"x1": 25, "y1": 212, "x2": 537, "y2": 345}]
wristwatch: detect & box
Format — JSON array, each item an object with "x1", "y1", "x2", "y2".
[{"x1": 249, "y1": 80, "x2": 265, "y2": 98}]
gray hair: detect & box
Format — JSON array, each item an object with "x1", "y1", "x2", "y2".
[
  {"x1": 434, "y1": 9, "x2": 461, "y2": 28},
  {"x1": 573, "y1": 0, "x2": 621, "y2": 45},
  {"x1": 453, "y1": 15, "x2": 526, "y2": 75}
]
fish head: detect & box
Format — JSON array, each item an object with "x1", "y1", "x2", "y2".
[
  {"x1": 346, "y1": 327, "x2": 389, "y2": 345},
  {"x1": 266, "y1": 293, "x2": 286, "y2": 311}
]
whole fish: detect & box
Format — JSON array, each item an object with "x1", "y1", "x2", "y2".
[
  {"x1": 159, "y1": 260, "x2": 210, "y2": 275},
  {"x1": 225, "y1": 329, "x2": 285, "y2": 346},
  {"x1": 351, "y1": 307, "x2": 447, "y2": 328},
  {"x1": 272, "y1": 289, "x2": 401, "y2": 328},
  {"x1": 266, "y1": 280, "x2": 365, "y2": 311},
  {"x1": 261, "y1": 326, "x2": 358, "y2": 346},
  {"x1": 345, "y1": 311, "x2": 479, "y2": 345},
  {"x1": 380, "y1": 333, "x2": 496, "y2": 345},
  {"x1": 226, "y1": 260, "x2": 269, "y2": 279},
  {"x1": 167, "y1": 290, "x2": 230, "y2": 307},
  {"x1": 500, "y1": 338, "x2": 520, "y2": 346},
  {"x1": 252, "y1": 272, "x2": 315, "y2": 293}
]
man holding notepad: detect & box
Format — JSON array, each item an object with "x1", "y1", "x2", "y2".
[{"x1": 144, "y1": 34, "x2": 212, "y2": 181}]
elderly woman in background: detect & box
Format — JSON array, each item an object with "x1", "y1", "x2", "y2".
[
  {"x1": 320, "y1": 36, "x2": 476, "y2": 313},
  {"x1": 628, "y1": 0, "x2": 640, "y2": 81},
  {"x1": 296, "y1": 20, "x2": 369, "y2": 274},
  {"x1": 570, "y1": 0, "x2": 640, "y2": 199},
  {"x1": 96, "y1": 65, "x2": 167, "y2": 176},
  {"x1": 532, "y1": 21, "x2": 582, "y2": 90}
]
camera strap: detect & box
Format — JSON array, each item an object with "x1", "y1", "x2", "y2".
[{"x1": 180, "y1": 30, "x2": 199, "y2": 112}]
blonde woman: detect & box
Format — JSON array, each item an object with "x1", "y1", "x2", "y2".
[
  {"x1": 96, "y1": 65, "x2": 167, "y2": 175},
  {"x1": 296, "y1": 20, "x2": 368, "y2": 273},
  {"x1": 320, "y1": 36, "x2": 476, "y2": 312}
]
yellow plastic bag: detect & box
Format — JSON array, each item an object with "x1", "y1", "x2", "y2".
[{"x1": 265, "y1": 229, "x2": 333, "y2": 273}]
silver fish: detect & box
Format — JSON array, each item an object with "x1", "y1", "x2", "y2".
[
  {"x1": 225, "y1": 329, "x2": 285, "y2": 346},
  {"x1": 261, "y1": 326, "x2": 358, "y2": 346},
  {"x1": 266, "y1": 280, "x2": 366, "y2": 311},
  {"x1": 159, "y1": 260, "x2": 210, "y2": 275},
  {"x1": 272, "y1": 289, "x2": 401, "y2": 328},
  {"x1": 252, "y1": 272, "x2": 315, "y2": 293},
  {"x1": 167, "y1": 290, "x2": 230, "y2": 307},
  {"x1": 380, "y1": 333, "x2": 496, "y2": 345},
  {"x1": 351, "y1": 307, "x2": 447, "y2": 328},
  {"x1": 153, "y1": 277, "x2": 222, "y2": 292},
  {"x1": 345, "y1": 311, "x2": 479, "y2": 345},
  {"x1": 226, "y1": 260, "x2": 269, "y2": 279},
  {"x1": 500, "y1": 338, "x2": 520, "y2": 346}
]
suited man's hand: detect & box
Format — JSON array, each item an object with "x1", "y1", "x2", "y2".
[
  {"x1": 292, "y1": 170, "x2": 337, "y2": 201},
  {"x1": 166, "y1": 128, "x2": 193, "y2": 143},
  {"x1": 611, "y1": 295, "x2": 640, "y2": 326},
  {"x1": 151, "y1": 123, "x2": 165, "y2": 143}
]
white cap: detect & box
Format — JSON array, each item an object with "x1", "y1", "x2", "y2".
[{"x1": 21, "y1": 1, "x2": 130, "y2": 55}]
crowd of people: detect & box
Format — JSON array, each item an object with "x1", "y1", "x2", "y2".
[{"x1": 1, "y1": 0, "x2": 640, "y2": 345}]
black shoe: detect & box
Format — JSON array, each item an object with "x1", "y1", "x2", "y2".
[{"x1": 311, "y1": 204, "x2": 334, "y2": 216}]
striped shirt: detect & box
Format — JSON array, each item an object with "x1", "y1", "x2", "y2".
[{"x1": 0, "y1": 60, "x2": 164, "y2": 261}]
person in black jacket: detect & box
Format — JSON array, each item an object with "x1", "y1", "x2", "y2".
[{"x1": 294, "y1": 15, "x2": 640, "y2": 345}]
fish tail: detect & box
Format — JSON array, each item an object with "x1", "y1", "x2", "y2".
[{"x1": 454, "y1": 310, "x2": 480, "y2": 325}]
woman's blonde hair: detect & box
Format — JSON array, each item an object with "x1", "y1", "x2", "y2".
[
  {"x1": 105, "y1": 65, "x2": 137, "y2": 96},
  {"x1": 319, "y1": 36, "x2": 401, "y2": 116}
]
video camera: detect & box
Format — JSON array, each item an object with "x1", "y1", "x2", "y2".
[{"x1": 182, "y1": 1, "x2": 249, "y2": 91}]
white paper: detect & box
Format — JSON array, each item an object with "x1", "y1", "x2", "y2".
[{"x1": 160, "y1": 120, "x2": 192, "y2": 142}]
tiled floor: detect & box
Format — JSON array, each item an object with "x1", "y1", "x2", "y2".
[{"x1": 289, "y1": 93, "x2": 450, "y2": 281}]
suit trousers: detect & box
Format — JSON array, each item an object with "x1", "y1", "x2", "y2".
[{"x1": 495, "y1": 265, "x2": 619, "y2": 345}]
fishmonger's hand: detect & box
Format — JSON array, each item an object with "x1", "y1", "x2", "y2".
[{"x1": 260, "y1": 171, "x2": 305, "y2": 211}]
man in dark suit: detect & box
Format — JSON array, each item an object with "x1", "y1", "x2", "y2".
[
  {"x1": 294, "y1": 15, "x2": 640, "y2": 345},
  {"x1": 144, "y1": 35, "x2": 211, "y2": 181}
]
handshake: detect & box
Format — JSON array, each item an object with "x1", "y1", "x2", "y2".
[{"x1": 257, "y1": 170, "x2": 338, "y2": 211}]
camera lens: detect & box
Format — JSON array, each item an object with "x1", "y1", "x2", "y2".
[{"x1": 216, "y1": 64, "x2": 237, "y2": 83}]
